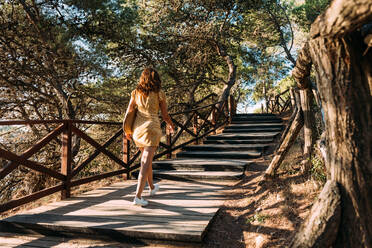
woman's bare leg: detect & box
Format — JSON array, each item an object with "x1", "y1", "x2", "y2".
[
  {"x1": 138, "y1": 147, "x2": 154, "y2": 190},
  {"x1": 135, "y1": 146, "x2": 156, "y2": 199},
  {"x1": 147, "y1": 158, "x2": 154, "y2": 190}
]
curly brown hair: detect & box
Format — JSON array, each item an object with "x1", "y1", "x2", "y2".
[{"x1": 136, "y1": 68, "x2": 161, "y2": 97}]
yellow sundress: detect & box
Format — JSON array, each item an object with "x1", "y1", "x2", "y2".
[{"x1": 131, "y1": 89, "x2": 166, "y2": 147}]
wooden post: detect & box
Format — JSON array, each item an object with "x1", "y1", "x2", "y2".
[
  {"x1": 211, "y1": 107, "x2": 216, "y2": 134},
  {"x1": 263, "y1": 82, "x2": 268, "y2": 113},
  {"x1": 166, "y1": 123, "x2": 172, "y2": 158},
  {"x1": 61, "y1": 121, "x2": 72, "y2": 200},
  {"x1": 193, "y1": 115, "x2": 199, "y2": 144},
  {"x1": 123, "y1": 135, "x2": 130, "y2": 180}
]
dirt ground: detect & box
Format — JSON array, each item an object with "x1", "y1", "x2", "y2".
[{"x1": 203, "y1": 144, "x2": 323, "y2": 248}]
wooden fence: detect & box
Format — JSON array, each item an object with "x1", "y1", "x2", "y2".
[
  {"x1": 265, "y1": 88, "x2": 292, "y2": 114},
  {"x1": 0, "y1": 96, "x2": 236, "y2": 213}
]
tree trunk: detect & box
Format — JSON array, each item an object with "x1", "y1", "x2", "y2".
[
  {"x1": 278, "y1": 88, "x2": 300, "y2": 146},
  {"x1": 299, "y1": 88, "x2": 316, "y2": 173},
  {"x1": 290, "y1": 180, "x2": 341, "y2": 248},
  {"x1": 290, "y1": 0, "x2": 372, "y2": 246},
  {"x1": 307, "y1": 33, "x2": 372, "y2": 248},
  {"x1": 264, "y1": 107, "x2": 304, "y2": 178},
  {"x1": 216, "y1": 44, "x2": 237, "y2": 104}
]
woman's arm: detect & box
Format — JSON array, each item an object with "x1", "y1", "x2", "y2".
[
  {"x1": 123, "y1": 97, "x2": 137, "y2": 140},
  {"x1": 126, "y1": 97, "x2": 137, "y2": 114},
  {"x1": 159, "y1": 99, "x2": 175, "y2": 133}
]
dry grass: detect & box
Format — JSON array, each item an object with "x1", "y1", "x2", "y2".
[{"x1": 203, "y1": 142, "x2": 323, "y2": 248}]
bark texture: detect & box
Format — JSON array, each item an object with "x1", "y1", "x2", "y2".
[
  {"x1": 308, "y1": 33, "x2": 372, "y2": 248},
  {"x1": 310, "y1": 0, "x2": 372, "y2": 38},
  {"x1": 290, "y1": 0, "x2": 372, "y2": 245},
  {"x1": 290, "y1": 180, "x2": 341, "y2": 248},
  {"x1": 217, "y1": 44, "x2": 237, "y2": 103},
  {"x1": 299, "y1": 88, "x2": 316, "y2": 173},
  {"x1": 292, "y1": 20, "x2": 372, "y2": 248}
]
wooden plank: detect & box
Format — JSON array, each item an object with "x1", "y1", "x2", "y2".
[
  {"x1": 24, "y1": 202, "x2": 222, "y2": 219},
  {"x1": 70, "y1": 168, "x2": 128, "y2": 187},
  {"x1": 0, "y1": 237, "x2": 65, "y2": 247},
  {"x1": 72, "y1": 128, "x2": 123, "y2": 178},
  {"x1": 71, "y1": 125, "x2": 127, "y2": 168},
  {"x1": 0, "y1": 147, "x2": 65, "y2": 181},
  {"x1": 61, "y1": 122, "x2": 72, "y2": 199},
  {"x1": 170, "y1": 112, "x2": 196, "y2": 147},
  {"x1": 1, "y1": 217, "x2": 206, "y2": 242},
  {"x1": 128, "y1": 150, "x2": 141, "y2": 165},
  {"x1": 194, "y1": 108, "x2": 214, "y2": 134},
  {"x1": 22, "y1": 204, "x2": 220, "y2": 218},
  {"x1": 0, "y1": 124, "x2": 65, "y2": 181},
  {"x1": 0, "y1": 185, "x2": 63, "y2": 213},
  {"x1": 155, "y1": 123, "x2": 225, "y2": 159},
  {"x1": 0, "y1": 232, "x2": 132, "y2": 248},
  {"x1": 0, "y1": 180, "x2": 227, "y2": 242},
  {"x1": 0, "y1": 120, "x2": 122, "y2": 126},
  {"x1": 169, "y1": 101, "x2": 221, "y2": 116},
  {"x1": 171, "y1": 118, "x2": 197, "y2": 138},
  {"x1": 7, "y1": 211, "x2": 214, "y2": 225}
]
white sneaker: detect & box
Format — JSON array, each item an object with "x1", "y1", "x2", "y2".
[
  {"x1": 150, "y1": 184, "x2": 159, "y2": 196},
  {"x1": 133, "y1": 196, "x2": 148, "y2": 206}
]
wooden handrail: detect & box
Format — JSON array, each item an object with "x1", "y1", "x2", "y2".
[
  {"x1": 266, "y1": 88, "x2": 292, "y2": 114},
  {"x1": 0, "y1": 120, "x2": 122, "y2": 126},
  {"x1": 169, "y1": 100, "x2": 225, "y2": 116},
  {"x1": 0, "y1": 95, "x2": 236, "y2": 214}
]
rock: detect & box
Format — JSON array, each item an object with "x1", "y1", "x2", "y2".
[{"x1": 255, "y1": 235, "x2": 265, "y2": 248}]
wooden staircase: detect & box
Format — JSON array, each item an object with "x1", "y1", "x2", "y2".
[{"x1": 150, "y1": 113, "x2": 283, "y2": 182}]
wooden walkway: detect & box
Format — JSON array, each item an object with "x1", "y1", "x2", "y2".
[
  {"x1": 0, "y1": 114, "x2": 283, "y2": 246},
  {"x1": 0, "y1": 180, "x2": 232, "y2": 245}
]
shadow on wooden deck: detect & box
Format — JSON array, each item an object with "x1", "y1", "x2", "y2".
[{"x1": 0, "y1": 179, "x2": 232, "y2": 246}]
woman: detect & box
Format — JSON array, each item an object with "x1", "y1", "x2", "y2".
[{"x1": 125, "y1": 68, "x2": 175, "y2": 206}]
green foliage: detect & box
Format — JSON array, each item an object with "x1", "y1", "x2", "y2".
[
  {"x1": 290, "y1": 0, "x2": 330, "y2": 32},
  {"x1": 310, "y1": 154, "x2": 326, "y2": 182},
  {"x1": 246, "y1": 212, "x2": 270, "y2": 224}
]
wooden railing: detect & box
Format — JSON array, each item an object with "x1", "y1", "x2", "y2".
[
  {"x1": 0, "y1": 96, "x2": 236, "y2": 214},
  {"x1": 266, "y1": 88, "x2": 292, "y2": 114}
]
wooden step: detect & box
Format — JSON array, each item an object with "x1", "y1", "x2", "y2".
[
  {"x1": 203, "y1": 139, "x2": 275, "y2": 144},
  {"x1": 176, "y1": 151, "x2": 261, "y2": 159},
  {"x1": 234, "y1": 113, "x2": 276, "y2": 117},
  {"x1": 206, "y1": 132, "x2": 280, "y2": 140},
  {"x1": 152, "y1": 159, "x2": 248, "y2": 171},
  {"x1": 222, "y1": 127, "x2": 283, "y2": 133},
  {"x1": 231, "y1": 118, "x2": 282, "y2": 124},
  {"x1": 226, "y1": 123, "x2": 284, "y2": 129},
  {"x1": 232, "y1": 115, "x2": 281, "y2": 121},
  {"x1": 153, "y1": 170, "x2": 243, "y2": 181},
  {"x1": 183, "y1": 144, "x2": 268, "y2": 152}
]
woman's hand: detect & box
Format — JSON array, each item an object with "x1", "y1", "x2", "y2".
[
  {"x1": 167, "y1": 123, "x2": 175, "y2": 134},
  {"x1": 125, "y1": 133, "x2": 132, "y2": 140}
]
